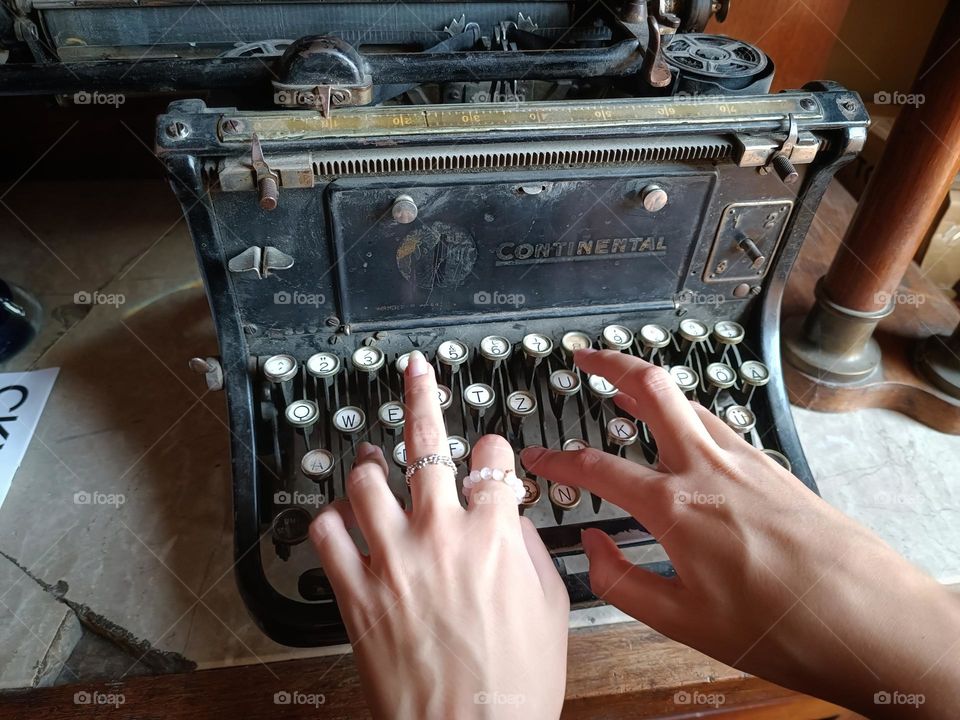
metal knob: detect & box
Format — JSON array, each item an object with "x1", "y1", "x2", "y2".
[
  {"x1": 641, "y1": 184, "x2": 669, "y2": 212},
  {"x1": 771, "y1": 153, "x2": 799, "y2": 185},
  {"x1": 391, "y1": 195, "x2": 418, "y2": 224}
]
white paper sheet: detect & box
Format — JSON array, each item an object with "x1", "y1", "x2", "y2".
[{"x1": 0, "y1": 367, "x2": 59, "y2": 509}]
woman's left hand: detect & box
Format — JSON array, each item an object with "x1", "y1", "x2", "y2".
[{"x1": 309, "y1": 350, "x2": 569, "y2": 720}]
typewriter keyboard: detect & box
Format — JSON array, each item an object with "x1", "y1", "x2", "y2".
[{"x1": 258, "y1": 318, "x2": 791, "y2": 595}]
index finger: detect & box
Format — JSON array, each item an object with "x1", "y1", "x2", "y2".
[
  {"x1": 573, "y1": 349, "x2": 713, "y2": 469},
  {"x1": 403, "y1": 351, "x2": 462, "y2": 514}
]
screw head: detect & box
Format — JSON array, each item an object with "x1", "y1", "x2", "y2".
[
  {"x1": 165, "y1": 121, "x2": 190, "y2": 139},
  {"x1": 641, "y1": 184, "x2": 669, "y2": 212}
]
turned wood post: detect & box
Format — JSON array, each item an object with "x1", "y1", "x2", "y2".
[{"x1": 784, "y1": 2, "x2": 960, "y2": 382}]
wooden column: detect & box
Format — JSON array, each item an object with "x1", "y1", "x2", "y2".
[{"x1": 784, "y1": 1, "x2": 960, "y2": 396}]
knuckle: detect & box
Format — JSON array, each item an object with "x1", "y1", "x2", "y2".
[
  {"x1": 572, "y1": 448, "x2": 604, "y2": 476},
  {"x1": 472, "y1": 433, "x2": 513, "y2": 458},
  {"x1": 408, "y1": 424, "x2": 444, "y2": 451},
  {"x1": 309, "y1": 511, "x2": 338, "y2": 545},
  {"x1": 626, "y1": 364, "x2": 674, "y2": 397}
]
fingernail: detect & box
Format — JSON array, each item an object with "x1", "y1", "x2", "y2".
[{"x1": 407, "y1": 350, "x2": 430, "y2": 378}]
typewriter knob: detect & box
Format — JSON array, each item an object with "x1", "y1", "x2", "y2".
[
  {"x1": 520, "y1": 477, "x2": 542, "y2": 507},
  {"x1": 761, "y1": 448, "x2": 792, "y2": 472},
  {"x1": 669, "y1": 365, "x2": 699, "y2": 394},
  {"x1": 641, "y1": 184, "x2": 669, "y2": 213},
  {"x1": 392, "y1": 441, "x2": 408, "y2": 468},
  {"x1": 463, "y1": 383, "x2": 496, "y2": 414},
  {"x1": 561, "y1": 331, "x2": 592, "y2": 357},
  {"x1": 447, "y1": 435, "x2": 471, "y2": 463},
  {"x1": 352, "y1": 346, "x2": 385, "y2": 374},
  {"x1": 377, "y1": 401, "x2": 405, "y2": 431},
  {"x1": 285, "y1": 399, "x2": 320, "y2": 428},
  {"x1": 506, "y1": 390, "x2": 537, "y2": 418},
  {"x1": 437, "y1": 339, "x2": 469, "y2": 371},
  {"x1": 306, "y1": 352, "x2": 341, "y2": 380},
  {"x1": 549, "y1": 369, "x2": 581, "y2": 397},
  {"x1": 562, "y1": 438, "x2": 590, "y2": 452},
  {"x1": 548, "y1": 483, "x2": 581, "y2": 510},
  {"x1": 272, "y1": 507, "x2": 312, "y2": 547},
  {"x1": 606, "y1": 417, "x2": 639, "y2": 446},
  {"x1": 739, "y1": 360, "x2": 771, "y2": 387},
  {"x1": 678, "y1": 318, "x2": 710, "y2": 344},
  {"x1": 602, "y1": 324, "x2": 634, "y2": 351},
  {"x1": 712, "y1": 321, "x2": 745, "y2": 347},
  {"x1": 639, "y1": 323, "x2": 672, "y2": 350},
  {"x1": 391, "y1": 195, "x2": 418, "y2": 224},
  {"x1": 724, "y1": 405, "x2": 757, "y2": 435},
  {"x1": 587, "y1": 374, "x2": 618, "y2": 399},
  {"x1": 704, "y1": 362, "x2": 737, "y2": 390},
  {"x1": 479, "y1": 335, "x2": 512, "y2": 363},
  {"x1": 301, "y1": 449, "x2": 335, "y2": 480},
  {"x1": 436, "y1": 384, "x2": 453, "y2": 410},
  {"x1": 332, "y1": 406, "x2": 366, "y2": 434},
  {"x1": 521, "y1": 333, "x2": 553, "y2": 360},
  {"x1": 263, "y1": 354, "x2": 298, "y2": 383}
]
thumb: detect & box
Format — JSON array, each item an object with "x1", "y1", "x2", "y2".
[{"x1": 581, "y1": 528, "x2": 680, "y2": 630}]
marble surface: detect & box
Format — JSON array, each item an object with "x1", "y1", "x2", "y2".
[{"x1": 0, "y1": 179, "x2": 958, "y2": 689}]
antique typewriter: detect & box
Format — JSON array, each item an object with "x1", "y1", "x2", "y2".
[{"x1": 149, "y1": 1, "x2": 870, "y2": 646}]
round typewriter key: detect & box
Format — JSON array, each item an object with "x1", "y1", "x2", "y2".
[
  {"x1": 272, "y1": 507, "x2": 312, "y2": 546},
  {"x1": 392, "y1": 441, "x2": 407, "y2": 468},
  {"x1": 352, "y1": 346, "x2": 385, "y2": 374},
  {"x1": 587, "y1": 374, "x2": 618, "y2": 399},
  {"x1": 263, "y1": 354, "x2": 298, "y2": 383},
  {"x1": 306, "y1": 352, "x2": 341, "y2": 380},
  {"x1": 463, "y1": 383, "x2": 495, "y2": 413},
  {"x1": 669, "y1": 365, "x2": 699, "y2": 394},
  {"x1": 705, "y1": 362, "x2": 737, "y2": 390},
  {"x1": 437, "y1": 339, "x2": 469, "y2": 370},
  {"x1": 724, "y1": 404, "x2": 757, "y2": 434},
  {"x1": 301, "y1": 448, "x2": 335, "y2": 480},
  {"x1": 561, "y1": 331, "x2": 593, "y2": 356},
  {"x1": 762, "y1": 448, "x2": 792, "y2": 472},
  {"x1": 606, "y1": 416, "x2": 639, "y2": 446},
  {"x1": 678, "y1": 318, "x2": 710, "y2": 344},
  {"x1": 436, "y1": 384, "x2": 453, "y2": 410},
  {"x1": 395, "y1": 352, "x2": 411, "y2": 375},
  {"x1": 639, "y1": 323, "x2": 672, "y2": 350},
  {"x1": 739, "y1": 360, "x2": 771, "y2": 387},
  {"x1": 562, "y1": 438, "x2": 590, "y2": 452},
  {"x1": 506, "y1": 390, "x2": 537, "y2": 418},
  {"x1": 285, "y1": 399, "x2": 320, "y2": 428},
  {"x1": 479, "y1": 335, "x2": 512, "y2": 363},
  {"x1": 549, "y1": 369, "x2": 581, "y2": 397},
  {"x1": 447, "y1": 435, "x2": 470, "y2": 463},
  {"x1": 549, "y1": 483, "x2": 581, "y2": 510},
  {"x1": 521, "y1": 332, "x2": 553, "y2": 359},
  {"x1": 520, "y1": 477, "x2": 541, "y2": 507},
  {"x1": 332, "y1": 406, "x2": 366, "y2": 434},
  {"x1": 713, "y1": 320, "x2": 745, "y2": 346},
  {"x1": 602, "y1": 324, "x2": 634, "y2": 351},
  {"x1": 377, "y1": 401, "x2": 405, "y2": 430}
]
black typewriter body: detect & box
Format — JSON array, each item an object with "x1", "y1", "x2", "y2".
[{"x1": 144, "y1": 2, "x2": 871, "y2": 646}]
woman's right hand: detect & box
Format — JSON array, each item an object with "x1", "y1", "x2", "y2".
[{"x1": 522, "y1": 349, "x2": 960, "y2": 719}]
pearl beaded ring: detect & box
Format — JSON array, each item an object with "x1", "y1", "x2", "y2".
[{"x1": 462, "y1": 467, "x2": 526, "y2": 504}]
